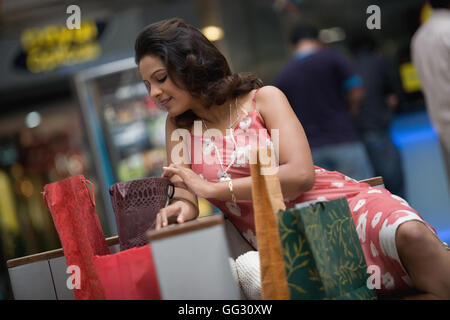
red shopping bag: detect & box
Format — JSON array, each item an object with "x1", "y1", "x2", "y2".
[
  {"x1": 92, "y1": 245, "x2": 161, "y2": 300},
  {"x1": 43, "y1": 175, "x2": 109, "y2": 300}
]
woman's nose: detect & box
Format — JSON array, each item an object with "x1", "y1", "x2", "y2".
[{"x1": 150, "y1": 86, "x2": 162, "y2": 99}]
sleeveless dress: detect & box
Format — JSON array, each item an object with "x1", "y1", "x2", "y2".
[{"x1": 189, "y1": 89, "x2": 438, "y2": 295}]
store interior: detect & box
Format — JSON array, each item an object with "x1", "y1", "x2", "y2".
[{"x1": 0, "y1": 0, "x2": 449, "y2": 300}]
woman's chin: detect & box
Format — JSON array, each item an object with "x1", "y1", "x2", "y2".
[
  {"x1": 166, "y1": 108, "x2": 179, "y2": 117},
  {"x1": 167, "y1": 107, "x2": 188, "y2": 117}
]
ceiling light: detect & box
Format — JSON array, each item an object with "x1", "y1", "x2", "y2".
[
  {"x1": 201, "y1": 26, "x2": 224, "y2": 42},
  {"x1": 25, "y1": 111, "x2": 41, "y2": 128},
  {"x1": 319, "y1": 27, "x2": 346, "y2": 43}
]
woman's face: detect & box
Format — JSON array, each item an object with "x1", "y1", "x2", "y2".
[{"x1": 138, "y1": 55, "x2": 194, "y2": 117}]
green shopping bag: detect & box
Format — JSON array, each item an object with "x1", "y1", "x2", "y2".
[{"x1": 277, "y1": 198, "x2": 377, "y2": 300}]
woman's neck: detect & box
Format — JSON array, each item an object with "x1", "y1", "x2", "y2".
[{"x1": 191, "y1": 97, "x2": 236, "y2": 128}]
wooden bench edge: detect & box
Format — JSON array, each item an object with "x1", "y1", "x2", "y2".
[
  {"x1": 359, "y1": 176, "x2": 384, "y2": 187},
  {"x1": 7, "y1": 236, "x2": 120, "y2": 268}
]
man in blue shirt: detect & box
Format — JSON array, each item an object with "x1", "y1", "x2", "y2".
[{"x1": 274, "y1": 25, "x2": 374, "y2": 180}]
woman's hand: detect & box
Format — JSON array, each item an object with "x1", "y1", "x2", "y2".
[
  {"x1": 162, "y1": 164, "x2": 215, "y2": 198},
  {"x1": 156, "y1": 198, "x2": 198, "y2": 230}
]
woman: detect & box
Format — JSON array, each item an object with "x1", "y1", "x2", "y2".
[{"x1": 135, "y1": 18, "x2": 450, "y2": 299}]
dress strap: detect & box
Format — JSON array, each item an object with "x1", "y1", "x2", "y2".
[{"x1": 252, "y1": 88, "x2": 260, "y2": 112}]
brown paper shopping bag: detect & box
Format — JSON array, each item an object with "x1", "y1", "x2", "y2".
[{"x1": 249, "y1": 147, "x2": 290, "y2": 300}]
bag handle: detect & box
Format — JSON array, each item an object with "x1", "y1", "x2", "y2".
[
  {"x1": 250, "y1": 147, "x2": 286, "y2": 212},
  {"x1": 165, "y1": 181, "x2": 175, "y2": 208},
  {"x1": 249, "y1": 147, "x2": 289, "y2": 300},
  {"x1": 168, "y1": 181, "x2": 175, "y2": 199},
  {"x1": 82, "y1": 178, "x2": 96, "y2": 207}
]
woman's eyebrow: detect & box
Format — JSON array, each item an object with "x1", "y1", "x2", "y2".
[{"x1": 150, "y1": 68, "x2": 166, "y2": 78}]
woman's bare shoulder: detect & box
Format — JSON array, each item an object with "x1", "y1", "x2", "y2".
[
  {"x1": 254, "y1": 85, "x2": 290, "y2": 113},
  {"x1": 256, "y1": 85, "x2": 286, "y2": 101},
  {"x1": 239, "y1": 86, "x2": 285, "y2": 112},
  {"x1": 257, "y1": 85, "x2": 284, "y2": 95}
]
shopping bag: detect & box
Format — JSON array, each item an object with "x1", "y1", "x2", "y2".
[
  {"x1": 43, "y1": 175, "x2": 109, "y2": 300},
  {"x1": 249, "y1": 147, "x2": 290, "y2": 300},
  {"x1": 92, "y1": 244, "x2": 161, "y2": 300},
  {"x1": 109, "y1": 177, "x2": 174, "y2": 251},
  {"x1": 277, "y1": 198, "x2": 378, "y2": 300}
]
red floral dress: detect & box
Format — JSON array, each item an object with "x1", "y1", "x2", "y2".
[{"x1": 190, "y1": 89, "x2": 440, "y2": 295}]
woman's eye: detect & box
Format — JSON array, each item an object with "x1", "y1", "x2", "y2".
[{"x1": 157, "y1": 75, "x2": 167, "y2": 83}]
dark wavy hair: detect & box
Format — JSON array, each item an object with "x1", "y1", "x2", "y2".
[{"x1": 135, "y1": 18, "x2": 263, "y2": 128}]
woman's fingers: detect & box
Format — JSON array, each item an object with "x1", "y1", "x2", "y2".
[
  {"x1": 156, "y1": 212, "x2": 162, "y2": 230},
  {"x1": 160, "y1": 208, "x2": 168, "y2": 227},
  {"x1": 161, "y1": 168, "x2": 173, "y2": 178},
  {"x1": 156, "y1": 202, "x2": 183, "y2": 229},
  {"x1": 162, "y1": 165, "x2": 182, "y2": 179},
  {"x1": 177, "y1": 211, "x2": 185, "y2": 224}
]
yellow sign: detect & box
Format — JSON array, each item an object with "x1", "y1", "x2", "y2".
[
  {"x1": 420, "y1": 2, "x2": 433, "y2": 25},
  {"x1": 400, "y1": 62, "x2": 421, "y2": 93},
  {"x1": 20, "y1": 21, "x2": 101, "y2": 73}
]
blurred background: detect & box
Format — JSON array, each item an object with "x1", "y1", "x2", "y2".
[{"x1": 0, "y1": 0, "x2": 448, "y2": 299}]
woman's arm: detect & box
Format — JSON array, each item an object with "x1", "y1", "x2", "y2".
[
  {"x1": 156, "y1": 116, "x2": 199, "y2": 229},
  {"x1": 210, "y1": 85, "x2": 315, "y2": 200},
  {"x1": 163, "y1": 86, "x2": 315, "y2": 201}
]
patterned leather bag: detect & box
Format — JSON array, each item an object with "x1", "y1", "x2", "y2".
[
  {"x1": 109, "y1": 177, "x2": 174, "y2": 251},
  {"x1": 43, "y1": 175, "x2": 109, "y2": 300}
]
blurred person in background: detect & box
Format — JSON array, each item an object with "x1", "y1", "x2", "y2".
[
  {"x1": 350, "y1": 34, "x2": 406, "y2": 198},
  {"x1": 412, "y1": 0, "x2": 450, "y2": 188},
  {"x1": 274, "y1": 25, "x2": 374, "y2": 181}
]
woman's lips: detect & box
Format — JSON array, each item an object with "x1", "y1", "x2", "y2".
[{"x1": 160, "y1": 97, "x2": 172, "y2": 108}]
